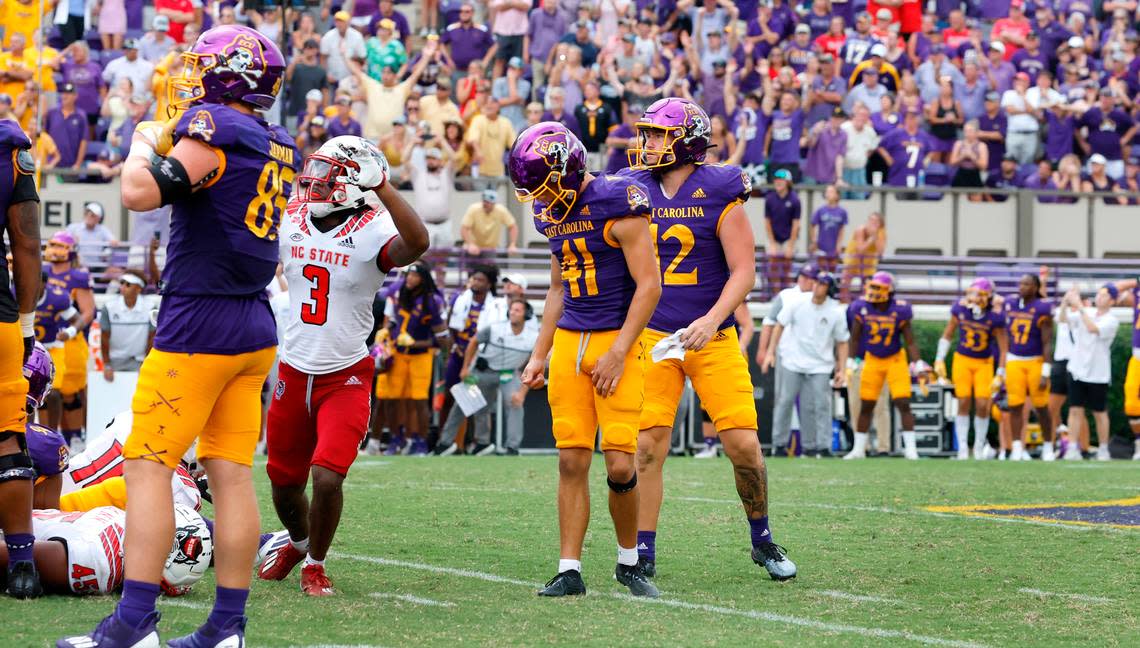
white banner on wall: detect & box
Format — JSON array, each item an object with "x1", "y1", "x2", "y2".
[{"x1": 39, "y1": 177, "x2": 125, "y2": 239}]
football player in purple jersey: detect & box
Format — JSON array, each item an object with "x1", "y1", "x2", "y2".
[
  {"x1": 619, "y1": 97, "x2": 796, "y2": 581},
  {"x1": 59, "y1": 25, "x2": 296, "y2": 648},
  {"x1": 845, "y1": 272, "x2": 930, "y2": 460},
  {"x1": 0, "y1": 118, "x2": 43, "y2": 599},
  {"x1": 513, "y1": 122, "x2": 662, "y2": 598}
]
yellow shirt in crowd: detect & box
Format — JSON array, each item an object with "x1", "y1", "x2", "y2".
[
  {"x1": 0, "y1": 0, "x2": 48, "y2": 48},
  {"x1": 361, "y1": 76, "x2": 410, "y2": 140},
  {"x1": 465, "y1": 114, "x2": 515, "y2": 178},
  {"x1": 461, "y1": 203, "x2": 514, "y2": 249},
  {"x1": 419, "y1": 94, "x2": 460, "y2": 139}
]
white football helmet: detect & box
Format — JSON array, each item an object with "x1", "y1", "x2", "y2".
[
  {"x1": 161, "y1": 505, "x2": 214, "y2": 596},
  {"x1": 296, "y1": 135, "x2": 390, "y2": 218}
]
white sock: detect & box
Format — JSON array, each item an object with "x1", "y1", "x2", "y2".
[
  {"x1": 1134, "y1": 438, "x2": 1140, "y2": 450},
  {"x1": 1042, "y1": 441, "x2": 1054, "y2": 454},
  {"x1": 972, "y1": 417, "x2": 990, "y2": 450},
  {"x1": 954, "y1": 415, "x2": 969, "y2": 451},
  {"x1": 558, "y1": 558, "x2": 582, "y2": 574},
  {"x1": 304, "y1": 554, "x2": 324, "y2": 567},
  {"x1": 617, "y1": 545, "x2": 638, "y2": 567},
  {"x1": 290, "y1": 537, "x2": 310, "y2": 553},
  {"x1": 902, "y1": 431, "x2": 917, "y2": 453},
  {"x1": 851, "y1": 432, "x2": 868, "y2": 452},
  {"x1": 1012, "y1": 440, "x2": 1024, "y2": 456}
]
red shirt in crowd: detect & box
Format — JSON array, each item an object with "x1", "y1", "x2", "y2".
[{"x1": 155, "y1": 0, "x2": 195, "y2": 43}]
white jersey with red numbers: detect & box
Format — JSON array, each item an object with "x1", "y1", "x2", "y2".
[
  {"x1": 279, "y1": 198, "x2": 399, "y2": 375},
  {"x1": 62, "y1": 411, "x2": 201, "y2": 511},
  {"x1": 32, "y1": 506, "x2": 125, "y2": 595}
]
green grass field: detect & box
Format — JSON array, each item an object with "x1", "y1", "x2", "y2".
[{"x1": 12, "y1": 455, "x2": 1140, "y2": 647}]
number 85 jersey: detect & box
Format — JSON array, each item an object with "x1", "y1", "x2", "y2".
[{"x1": 279, "y1": 198, "x2": 399, "y2": 374}]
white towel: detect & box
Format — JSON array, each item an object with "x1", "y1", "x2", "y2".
[{"x1": 651, "y1": 329, "x2": 688, "y2": 363}]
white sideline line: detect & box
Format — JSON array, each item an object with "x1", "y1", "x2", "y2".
[
  {"x1": 351, "y1": 461, "x2": 392, "y2": 469},
  {"x1": 815, "y1": 589, "x2": 902, "y2": 604},
  {"x1": 1018, "y1": 588, "x2": 1113, "y2": 603},
  {"x1": 338, "y1": 553, "x2": 986, "y2": 648},
  {"x1": 674, "y1": 496, "x2": 1135, "y2": 533},
  {"x1": 370, "y1": 592, "x2": 456, "y2": 607}
]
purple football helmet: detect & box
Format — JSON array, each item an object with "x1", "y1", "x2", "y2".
[
  {"x1": 24, "y1": 342, "x2": 54, "y2": 410},
  {"x1": 169, "y1": 25, "x2": 286, "y2": 114},
  {"x1": 864, "y1": 271, "x2": 895, "y2": 304},
  {"x1": 629, "y1": 97, "x2": 711, "y2": 170},
  {"x1": 509, "y1": 122, "x2": 587, "y2": 224}
]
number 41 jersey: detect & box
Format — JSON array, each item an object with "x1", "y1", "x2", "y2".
[{"x1": 279, "y1": 199, "x2": 399, "y2": 374}]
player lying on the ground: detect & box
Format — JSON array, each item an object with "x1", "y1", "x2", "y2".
[
  {"x1": 845, "y1": 272, "x2": 930, "y2": 459},
  {"x1": 259, "y1": 135, "x2": 428, "y2": 596},
  {"x1": 620, "y1": 97, "x2": 795, "y2": 581},
  {"x1": 513, "y1": 122, "x2": 662, "y2": 598},
  {"x1": 0, "y1": 505, "x2": 211, "y2": 597},
  {"x1": 933, "y1": 278, "x2": 1007, "y2": 460}
]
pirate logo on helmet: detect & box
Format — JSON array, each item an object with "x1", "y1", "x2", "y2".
[
  {"x1": 219, "y1": 34, "x2": 266, "y2": 88},
  {"x1": 682, "y1": 102, "x2": 711, "y2": 143},
  {"x1": 536, "y1": 137, "x2": 570, "y2": 176},
  {"x1": 172, "y1": 524, "x2": 207, "y2": 566}
]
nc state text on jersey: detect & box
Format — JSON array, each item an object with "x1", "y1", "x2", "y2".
[{"x1": 290, "y1": 245, "x2": 352, "y2": 267}]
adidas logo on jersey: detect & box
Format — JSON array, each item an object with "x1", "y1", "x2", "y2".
[
  {"x1": 338, "y1": 236, "x2": 356, "y2": 249},
  {"x1": 344, "y1": 375, "x2": 363, "y2": 386},
  {"x1": 691, "y1": 187, "x2": 707, "y2": 199},
  {"x1": 579, "y1": 205, "x2": 591, "y2": 216}
]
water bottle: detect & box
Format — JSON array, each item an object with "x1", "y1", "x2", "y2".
[{"x1": 832, "y1": 420, "x2": 842, "y2": 452}]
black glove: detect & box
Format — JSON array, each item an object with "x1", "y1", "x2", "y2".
[{"x1": 22, "y1": 336, "x2": 33, "y2": 364}]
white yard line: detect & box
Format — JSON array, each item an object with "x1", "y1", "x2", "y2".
[
  {"x1": 814, "y1": 589, "x2": 903, "y2": 605},
  {"x1": 161, "y1": 599, "x2": 210, "y2": 610},
  {"x1": 1017, "y1": 588, "x2": 1114, "y2": 604},
  {"x1": 370, "y1": 592, "x2": 456, "y2": 607},
  {"x1": 337, "y1": 553, "x2": 986, "y2": 648}
]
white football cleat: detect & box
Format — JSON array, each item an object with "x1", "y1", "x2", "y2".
[
  {"x1": 1096, "y1": 445, "x2": 1111, "y2": 461},
  {"x1": 842, "y1": 448, "x2": 866, "y2": 460},
  {"x1": 844, "y1": 432, "x2": 868, "y2": 460},
  {"x1": 954, "y1": 449, "x2": 970, "y2": 460},
  {"x1": 1040, "y1": 443, "x2": 1056, "y2": 462},
  {"x1": 694, "y1": 445, "x2": 718, "y2": 458},
  {"x1": 1063, "y1": 443, "x2": 1083, "y2": 460},
  {"x1": 998, "y1": 449, "x2": 1008, "y2": 461},
  {"x1": 365, "y1": 438, "x2": 382, "y2": 455},
  {"x1": 1133, "y1": 440, "x2": 1140, "y2": 460}
]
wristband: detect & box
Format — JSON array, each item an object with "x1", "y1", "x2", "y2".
[
  {"x1": 18, "y1": 312, "x2": 34, "y2": 338},
  {"x1": 1041, "y1": 362, "x2": 1051, "y2": 376},
  {"x1": 996, "y1": 367, "x2": 1006, "y2": 378},
  {"x1": 935, "y1": 338, "x2": 951, "y2": 363},
  {"x1": 64, "y1": 326, "x2": 78, "y2": 340}
]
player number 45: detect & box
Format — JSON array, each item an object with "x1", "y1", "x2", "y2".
[{"x1": 245, "y1": 160, "x2": 295, "y2": 241}]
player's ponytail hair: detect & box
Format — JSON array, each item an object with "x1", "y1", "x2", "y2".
[
  {"x1": 1023, "y1": 272, "x2": 1044, "y2": 299},
  {"x1": 399, "y1": 260, "x2": 442, "y2": 312}
]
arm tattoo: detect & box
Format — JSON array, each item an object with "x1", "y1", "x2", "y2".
[{"x1": 734, "y1": 462, "x2": 769, "y2": 520}]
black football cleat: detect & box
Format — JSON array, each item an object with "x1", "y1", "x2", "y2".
[
  {"x1": 752, "y1": 543, "x2": 797, "y2": 581},
  {"x1": 615, "y1": 563, "x2": 659, "y2": 598},
  {"x1": 637, "y1": 556, "x2": 656, "y2": 578},
  {"x1": 7, "y1": 560, "x2": 43, "y2": 599},
  {"x1": 537, "y1": 570, "x2": 586, "y2": 597}
]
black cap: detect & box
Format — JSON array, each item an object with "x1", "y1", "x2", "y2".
[
  {"x1": 60, "y1": 82, "x2": 76, "y2": 93},
  {"x1": 832, "y1": 106, "x2": 847, "y2": 118}
]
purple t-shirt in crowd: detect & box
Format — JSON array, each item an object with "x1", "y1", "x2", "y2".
[
  {"x1": 1011, "y1": 49, "x2": 1048, "y2": 79},
  {"x1": 1043, "y1": 111, "x2": 1074, "y2": 162},
  {"x1": 125, "y1": 0, "x2": 144, "y2": 31},
  {"x1": 764, "y1": 189, "x2": 801, "y2": 243},
  {"x1": 542, "y1": 110, "x2": 582, "y2": 140},
  {"x1": 784, "y1": 41, "x2": 814, "y2": 74},
  {"x1": 871, "y1": 110, "x2": 901, "y2": 135},
  {"x1": 441, "y1": 24, "x2": 495, "y2": 71},
  {"x1": 767, "y1": 109, "x2": 804, "y2": 164},
  {"x1": 1058, "y1": 0, "x2": 1094, "y2": 21},
  {"x1": 327, "y1": 117, "x2": 363, "y2": 139},
  {"x1": 805, "y1": 11, "x2": 832, "y2": 39},
  {"x1": 1080, "y1": 107, "x2": 1133, "y2": 161},
  {"x1": 879, "y1": 127, "x2": 935, "y2": 187},
  {"x1": 605, "y1": 123, "x2": 634, "y2": 174},
  {"x1": 353, "y1": 0, "x2": 379, "y2": 17},
  {"x1": 803, "y1": 124, "x2": 846, "y2": 184},
  {"x1": 527, "y1": 9, "x2": 566, "y2": 64},
  {"x1": 806, "y1": 75, "x2": 846, "y2": 127},
  {"x1": 811, "y1": 205, "x2": 848, "y2": 255},
  {"x1": 369, "y1": 11, "x2": 411, "y2": 43},
  {"x1": 968, "y1": 0, "x2": 1010, "y2": 20},
  {"x1": 976, "y1": 111, "x2": 1007, "y2": 172},
  {"x1": 733, "y1": 107, "x2": 769, "y2": 166},
  {"x1": 840, "y1": 33, "x2": 879, "y2": 79},
  {"x1": 61, "y1": 61, "x2": 105, "y2": 117},
  {"x1": 1023, "y1": 172, "x2": 1059, "y2": 202},
  {"x1": 45, "y1": 107, "x2": 88, "y2": 167}
]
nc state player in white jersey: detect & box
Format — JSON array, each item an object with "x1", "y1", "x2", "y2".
[{"x1": 258, "y1": 136, "x2": 428, "y2": 596}]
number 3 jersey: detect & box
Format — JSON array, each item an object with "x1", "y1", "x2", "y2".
[
  {"x1": 33, "y1": 507, "x2": 126, "y2": 595},
  {"x1": 618, "y1": 164, "x2": 751, "y2": 333},
  {"x1": 156, "y1": 103, "x2": 298, "y2": 355},
  {"x1": 849, "y1": 298, "x2": 913, "y2": 358},
  {"x1": 279, "y1": 199, "x2": 399, "y2": 374},
  {"x1": 950, "y1": 302, "x2": 1006, "y2": 359},
  {"x1": 534, "y1": 174, "x2": 652, "y2": 332}
]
